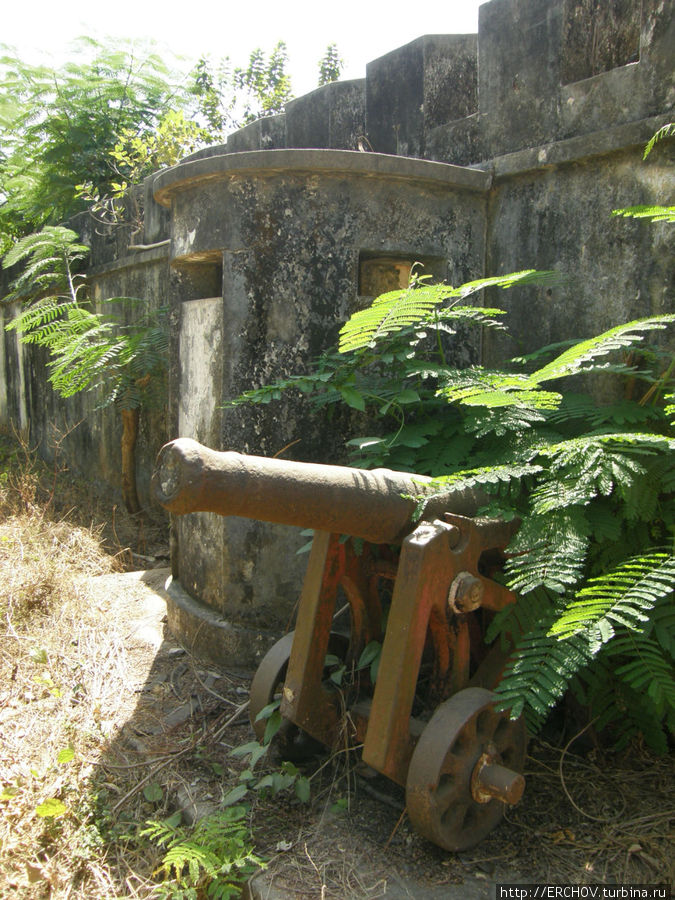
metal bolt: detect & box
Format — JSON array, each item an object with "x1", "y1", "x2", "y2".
[
  {"x1": 471, "y1": 749, "x2": 525, "y2": 805},
  {"x1": 448, "y1": 571, "x2": 484, "y2": 614}
]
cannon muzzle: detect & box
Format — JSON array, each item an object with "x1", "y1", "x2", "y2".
[{"x1": 153, "y1": 438, "x2": 483, "y2": 545}]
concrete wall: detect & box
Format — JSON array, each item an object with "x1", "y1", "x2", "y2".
[
  {"x1": 0, "y1": 0, "x2": 672, "y2": 666},
  {"x1": 155, "y1": 152, "x2": 489, "y2": 662}
]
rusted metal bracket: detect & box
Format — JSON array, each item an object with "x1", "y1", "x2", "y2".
[{"x1": 362, "y1": 514, "x2": 517, "y2": 785}]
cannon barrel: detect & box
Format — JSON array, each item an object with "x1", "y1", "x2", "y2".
[{"x1": 153, "y1": 438, "x2": 484, "y2": 545}]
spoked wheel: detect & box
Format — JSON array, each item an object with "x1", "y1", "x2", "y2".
[
  {"x1": 406, "y1": 687, "x2": 526, "y2": 851},
  {"x1": 249, "y1": 630, "x2": 349, "y2": 761}
]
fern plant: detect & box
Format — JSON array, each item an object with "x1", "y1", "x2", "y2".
[
  {"x1": 398, "y1": 315, "x2": 674, "y2": 747},
  {"x1": 141, "y1": 806, "x2": 263, "y2": 899},
  {"x1": 2, "y1": 226, "x2": 168, "y2": 513}
]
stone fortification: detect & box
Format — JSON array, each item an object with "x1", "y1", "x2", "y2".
[{"x1": 1, "y1": 0, "x2": 672, "y2": 665}]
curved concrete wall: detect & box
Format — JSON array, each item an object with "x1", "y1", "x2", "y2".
[{"x1": 154, "y1": 150, "x2": 490, "y2": 664}]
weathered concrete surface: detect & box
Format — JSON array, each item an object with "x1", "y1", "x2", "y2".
[
  {"x1": 285, "y1": 79, "x2": 366, "y2": 150},
  {"x1": 561, "y1": 0, "x2": 640, "y2": 85},
  {"x1": 226, "y1": 114, "x2": 287, "y2": 154},
  {"x1": 476, "y1": 0, "x2": 672, "y2": 160},
  {"x1": 366, "y1": 34, "x2": 478, "y2": 158},
  {"x1": 157, "y1": 149, "x2": 487, "y2": 643},
  {"x1": 482, "y1": 128, "x2": 675, "y2": 367},
  {"x1": 478, "y1": 0, "x2": 567, "y2": 159},
  {"x1": 164, "y1": 575, "x2": 277, "y2": 669}
]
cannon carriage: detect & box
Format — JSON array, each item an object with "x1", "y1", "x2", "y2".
[{"x1": 153, "y1": 437, "x2": 527, "y2": 851}]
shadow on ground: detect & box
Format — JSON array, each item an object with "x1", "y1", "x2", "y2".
[{"x1": 89, "y1": 568, "x2": 675, "y2": 899}]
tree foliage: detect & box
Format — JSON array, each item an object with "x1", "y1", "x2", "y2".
[
  {"x1": 233, "y1": 42, "x2": 293, "y2": 124},
  {"x1": 0, "y1": 37, "x2": 345, "y2": 248},
  {"x1": 0, "y1": 39, "x2": 184, "y2": 248},
  {"x1": 318, "y1": 43, "x2": 343, "y2": 86}
]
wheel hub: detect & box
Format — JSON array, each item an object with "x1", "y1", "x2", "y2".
[{"x1": 470, "y1": 742, "x2": 525, "y2": 805}]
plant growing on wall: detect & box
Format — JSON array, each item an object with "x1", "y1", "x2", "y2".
[
  {"x1": 2, "y1": 226, "x2": 167, "y2": 514},
  {"x1": 76, "y1": 108, "x2": 211, "y2": 234},
  {"x1": 612, "y1": 123, "x2": 675, "y2": 224}
]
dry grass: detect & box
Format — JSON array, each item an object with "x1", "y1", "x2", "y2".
[{"x1": 0, "y1": 434, "x2": 171, "y2": 898}]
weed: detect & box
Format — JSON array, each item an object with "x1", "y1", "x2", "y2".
[{"x1": 141, "y1": 806, "x2": 263, "y2": 899}]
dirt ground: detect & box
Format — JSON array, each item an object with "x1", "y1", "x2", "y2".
[
  {"x1": 79, "y1": 568, "x2": 675, "y2": 897},
  {"x1": 0, "y1": 431, "x2": 672, "y2": 898}
]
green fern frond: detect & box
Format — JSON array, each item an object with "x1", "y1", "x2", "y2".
[
  {"x1": 434, "y1": 305, "x2": 508, "y2": 330},
  {"x1": 495, "y1": 619, "x2": 596, "y2": 730},
  {"x1": 510, "y1": 339, "x2": 581, "y2": 367},
  {"x1": 2, "y1": 226, "x2": 89, "y2": 302},
  {"x1": 462, "y1": 388, "x2": 563, "y2": 410},
  {"x1": 665, "y1": 392, "x2": 675, "y2": 426},
  {"x1": 536, "y1": 433, "x2": 673, "y2": 524},
  {"x1": 643, "y1": 122, "x2": 674, "y2": 159},
  {"x1": 429, "y1": 462, "x2": 542, "y2": 493},
  {"x1": 585, "y1": 501, "x2": 623, "y2": 542},
  {"x1": 612, "y1": 204, "x2": 675, "y2": 224},
  {"x1": 140, "y1": 814, "x2": 182, "y2": 847},
  {"x1": 539, "y1": 432, "x2": 674, "y2": 462},
  {"x1": 573, "y1": 661, "x2": 670, "y2": 752},
  {"x1": 548, "y1": 551, "x2": 675, "y2": 641},
  {"x1": 529, "y1": 316, "x2": 675, "y2": 384},
  {"x1": 143, "y1": 807, "x2": 262, "y2": 895},
  {"x1": 2, "y1": 225, "x2": 88, "y2": 268},
  {"x1": 650, "y1": 595, "x2": 675, "y2": 657},
  {"x1": 485, "y1": 585, "x2": 557, "y2": 647},
  {"x1": 436, "y1": 367, "x2": 533, "y2": 403},
  {"x1": 505, "y1": 508, "x2": 590, "y2": 595},
  {"x1": 530, "y1": 472, "x2": 598, "y2": 514},
  {"x1": 605, "y1": 632, "x2": 675, "y2": 717},
  {"x1": 530, "y1": 438, "x2": 666, "y2": 517},
  {"x1": 615, "y1": 460, "x2": 666, "y2": 523},
  {"x1": 339, "y1": 284, "x2": 452, "y2": 352},
  {"x1": 162, "y1": 841, "x2": 220, "y2": 880},
  {"x1": 435, "y1": 318, "x2": 673, "y2": 411},
  {"x1": 546, "y1": 393, "x2": 664, "y2": 429},
  {"x1": 464, "y1": 404, "x2": 550, "y2": 438},
  {"x1": 338, "y1": 270, "x2": 557, "y2": 352},
  {"x1": 616, "y1": 648, "x2": 675, "y2": 716},
  {"x1": 5, "y1": 296, "x2": 78, "y2": 336}
]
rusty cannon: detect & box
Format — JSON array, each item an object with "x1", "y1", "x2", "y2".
[{"x1": 153, "y1": 437, "x2": 526, "y2": 851}]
